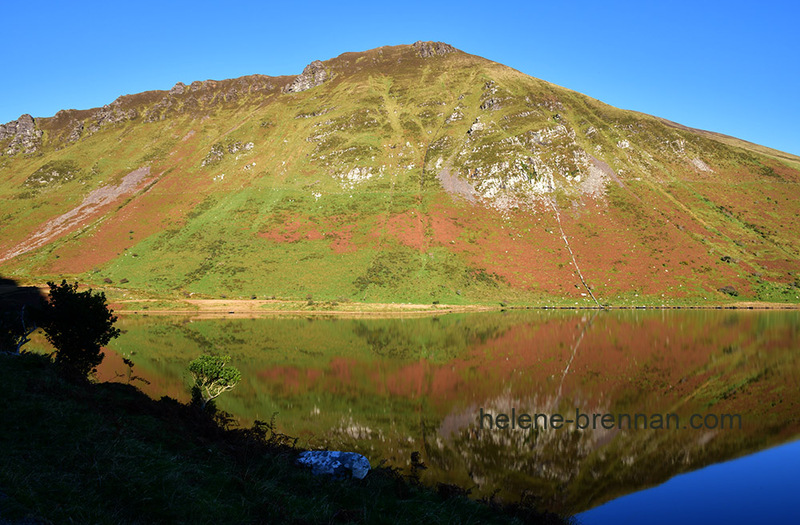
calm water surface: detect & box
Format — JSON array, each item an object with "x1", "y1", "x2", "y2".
[{"x1": 100, "y1": 310, "x2": 800, "y2": 519}]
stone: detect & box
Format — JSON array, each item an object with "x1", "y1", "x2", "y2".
[
  {"x1": 0, "y1": 114, "x2": 43, "y2": 155},
  {"x1": 480, "y1": 97, "x2": 501, "y2": 111},
  {"x1": 283, "y1": 60, "x2": 329, "y2": 94},
  {"x1": 718, "y1": 285, "x2": 738, "y2": 296},
  {"x1": 67, "y1": 120, "x2": 84, "y2": 143},
  {"x1": 86, "y1": 101, "x2": 136, "y2": 133},
  {"x1": 444, "y1": 108, "x2": 463, "y2": 123},
  {"x1": 413, "y1": 41, "x2": 456, "y2": 58},
  {"x1": 170, "y1": 82, "x2": 186, "y2": 95},
  {"x1": 467, "y1": 118, "x2": 484, "y2": 134},
  {"x1": 296, "y1": 451, "x2": 370, "y2": 479}
]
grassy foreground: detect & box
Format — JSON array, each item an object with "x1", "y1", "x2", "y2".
[{"x1": 0, "y1": 352, "x2": 568, "y2": 525}]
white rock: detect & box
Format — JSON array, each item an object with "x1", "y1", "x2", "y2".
[{"x1": 297, "y1": 451, "x2": 371, "y2": 479}]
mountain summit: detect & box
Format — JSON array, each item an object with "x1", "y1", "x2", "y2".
[{"x1": 1, "y1": 42, "x2": 798, "y2": 306}]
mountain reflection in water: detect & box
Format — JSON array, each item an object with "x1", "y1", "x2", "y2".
[{"x1": 99, "y1": 309, "x2": 800, "y2": 515}]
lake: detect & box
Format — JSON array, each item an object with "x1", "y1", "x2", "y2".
[{"x1": 98, "y1": 309, "x2": 800, "y2": 520}]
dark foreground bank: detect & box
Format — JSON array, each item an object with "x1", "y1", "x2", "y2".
[{"x1": 0, "y1": 352, "x2": 569, "y2": 525}]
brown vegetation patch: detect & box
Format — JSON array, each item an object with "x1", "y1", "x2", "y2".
[
  {"x1": 257, "y1": 366, "x2": 323, "y2": 394},
  {"x1": 259, "y1": 219, "x2": 325, "y2": 243},
  {"x1": 763, "y1": 159, "x2": 800, "y2": 182},
  {"x1": 258, "y1": 214, "x2": 359, "y2": 252},
  {"x1": 327, "y1": 224, "x2": 357, "y2": 253},
  {"x1": 47, "y1": 168, "x2": 206, "y2": 274},
  {"x1": 435, "y1": 202, "x2": 577, "y2": 292},
  {"x1": 428, "y1": 207, "x2": 465, "y2": 246},
  {"x1": 384, "y1": 210, "x2": 427, "y2": 250}
]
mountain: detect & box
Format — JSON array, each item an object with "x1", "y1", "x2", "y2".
[{"x1": 1, "y1": 41, "x2": 799, "y2": 306}]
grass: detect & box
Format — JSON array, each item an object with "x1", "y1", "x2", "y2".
[{"x1": 0, "y1": 351, "x2": 568, "y2": 525}]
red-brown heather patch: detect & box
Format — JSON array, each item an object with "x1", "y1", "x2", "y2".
[
  {"x1": 47, "y1": 165, "x2": 206, "y2": 273},
  {"x1": 754, "y1": 258, "x2": 799, "y2": 277},
  {"x1": 257, "y1": 366, "x2": 323, "y2": 394},
  {"x1": 427, "y1": 204, "x2": 466, "y2": 246},
  {"x1": 31, "y1": 132, "x2": 212, "y2": 274},
  {"x1": 764, "y1": 159, "x2": 800, "y2": 182},
  {"x1": 258, "y1": 213, "x2": 364, "y2": 253},
  {"x1": 569, "y1": 194, "x2": 747, "y2": 296},
  {"x1": 327, "y1": 224, "x2": 358, "y2": 253},
  {"x1": 384, "y1": 210, "x2": 428, "y2": 251},
  {"x1": 1, "y1": 167, "x2": 155, "y2": 270},
  {"x1": 430, "y1": 201, "x2": 584, "y2": 293},
  {"x1": 259, "y1": 219, "x2": 325, "y2": 243}
]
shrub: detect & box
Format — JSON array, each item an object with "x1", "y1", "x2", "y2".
[
  {"x1": 41, "y1": 280, "x2": 120, "y2": 380},
  {"x1": 188, "y1": 354, "x2": 242, "y2": 409}
]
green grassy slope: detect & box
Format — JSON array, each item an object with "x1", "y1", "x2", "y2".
[{"x1": 1, "y1": 42, "x2": 799, "y2": 305}]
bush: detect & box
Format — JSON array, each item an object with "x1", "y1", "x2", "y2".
[
  {"x1": 188, "y1": 354, "x2": 242, "y2": 409},
  {"x1": 41, "y1": 280, "x2": 121, "y2": 380}
]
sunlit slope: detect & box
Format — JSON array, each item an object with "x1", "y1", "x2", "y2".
[{"x1": 2, "y1": 42, "x2": 799, "y2": 304}]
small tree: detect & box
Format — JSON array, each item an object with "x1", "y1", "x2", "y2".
[
  {"x1": 188, "y1": 354, "x2": 242, "y2": 409},
  {"x1": 41, "y1": 280, "x2": 120, "y2": 380}
]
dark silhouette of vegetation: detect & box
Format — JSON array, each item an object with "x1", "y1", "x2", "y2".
[
  {"x1": 0, "y1": 350, "x2": 569, "y2": 524},
  {"x1": 0, "y1": 305, "x2": 37, "y2": 354},
  {"x1": 0, "y1": 276, "x2": 45, "y2": 354},
  {"x1": 112, "y1": 356, "x2": 151, "y2": 386},
  {"x1": 41, "y1": 280, "x2": 120, "y2": 380}
]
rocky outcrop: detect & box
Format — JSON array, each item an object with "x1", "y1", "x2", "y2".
[
  {"x1": 413, "y1": 41, "x2": 456, "y2": 58},
  {"x1": 0, "y1": 114, "x2": 43, "y2": 155},
  {"x1": 467, "y1": 118, "x2": 485, "y2": 134},
  {"x1": 445, "y1": 106, "x2": 464, "y2": 123},
  {"x1": 169, "y1": 82, "x2": 186, "y2": 95},
  {"x1": 200, "y1": 140, "x2": 254, "y2": 166},
  {"x1": 284, "y1": 60, "x2": 329, "y2": 94},
  {"x1": 67, "y1": 120, "x2": 84, "y2": 143},
  {"x1": 480, "y1": 97, "x2": 501, "y2": 111},
  {"x1": 87, "y1": 101, "x2": 137, "y2": 133}
]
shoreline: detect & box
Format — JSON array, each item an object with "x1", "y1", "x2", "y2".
[{"x1": 109, "y1": 298, "x2": 800, "y2": 318}]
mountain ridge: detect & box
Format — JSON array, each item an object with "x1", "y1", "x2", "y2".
[{"x1": 4, "y1": 41, "x2": 798, "y2": 163}]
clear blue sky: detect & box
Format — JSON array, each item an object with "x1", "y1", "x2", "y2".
[{"x1": 2, "y1": 0, "x2": 798, "y2": 155}]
